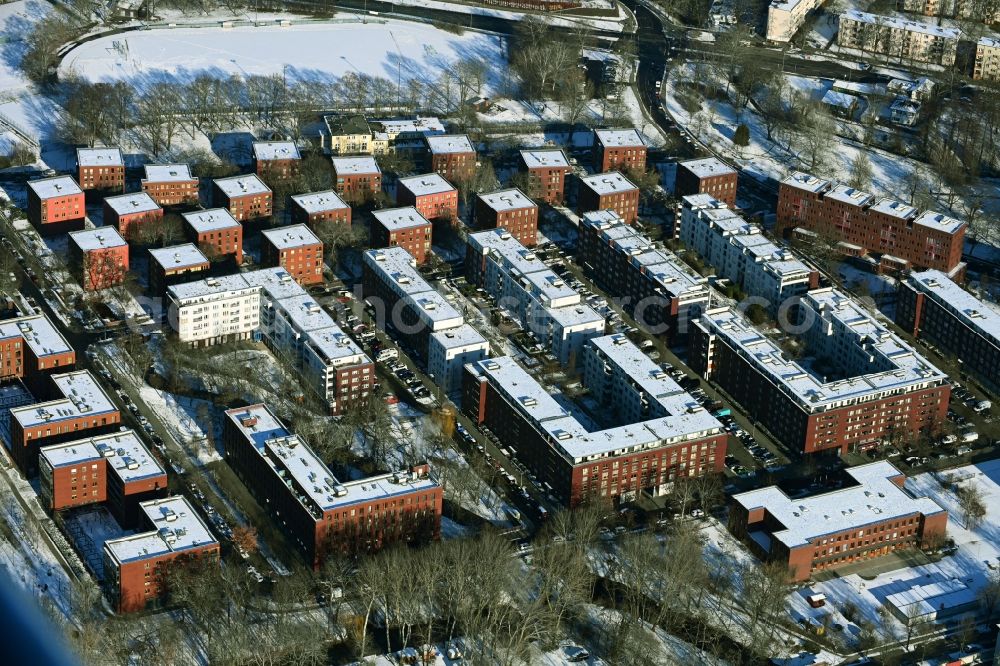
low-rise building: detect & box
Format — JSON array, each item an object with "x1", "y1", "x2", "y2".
[
  {"x1": 39, "y1": 429, "x2": 167, "y2": 525},
  {"x1": 974, "y1": 36, "x2": 1000, "y2": 82},
  {"x1": 252, "y1": 141, "x2": 301, "y2": 181},
  {"x1": 578, "y1": 210, "x2": 709, "y2": 343},
  {"x1": 679, "y1": 194, "x2": 818, "y2": 313},
  {"x1": 766, "y1": 0, "x2": 822, "y2": 42},
  {"x1": 147, "y1": 243, "x2": 210, "y2": 295},
  {"x1": 0, "y1": 313, "x2": 76, "y2": 396},
  {"x1": 27, "y1": 176, "x2": 85, "y2": 234},
  {"x1": 897, "y1": 270, "x2": 1000, "y2": 395},
  {"x1": 212, "y1": 174, "x2": 272, "y2": 221},
  {"x1": 362, "y1": 247, "x2": 488, "y2": 391},
  {"x1": 898, "y1": 0, "x2": 1000, "y2": 24},
  {"x1": 331, "y1": 156, "x2": 382, "y2": 203},
  {"x1": 290, "y1": 190, "x2": 352, "y2": 228},
  {"x1": 675, "y1": 158, "x2": 738, "y2": 207},
  {"x1": 168, "y1": 268, "x2": 374, "y2": 413},
  {"x1": 9, "y1": 370, "x2": 121, "y2": 477},
  {"x1": 731, "y1": 461, "x2": 947, "y2": 581},
  {"x1": 260, "y1": 224, "x2": 324, "y2": 286},
  {"x1": 837, "y1": 10, "x2": 959, "y2": 66},
  {"x1": 182, "y1": 208, "x2": 243, "y2": 264},
  {"x1": 370, "y1": 207, "x2": 433, "y2": 264},
  {"x1": 690, "y1": 290, "x2": 950, "y2": 456},
  {"x1": 141, "y1": 164, "x2": 200, "y2": 207},
  {"x1": 463, "y1": 338, "x2": 726, "y2": 506},
  {"x1": 474, "y1": 188, "x2": 539, "y2": 247},
  {"x1": 103, "y1": 192, "x2": 163, "y2": 242},
  {"x1": 519, "y1": 149, "x2": 571, "y2": 205},
  {"x1": 577, "y1": 171, "x2": 640, "y2": 224},
  {"x1": 223, "y1": 404, "x2": 442, "y2": 565},
  {"x1": 777, "y1": 171, "x2": 966, "y2": 276},
  {"x1": 103, "y1": 496, "x2": 219, "y2": 612},
  {"x1": 77, "y1": 147, "x2": 125, "y2": 193},
  {"x1": 466, "y1": 229, "x2": 604, "y2": 366},
  {"x1": 395, "y1": 173, "x2": 458, "y2": 221},
  {"x1": 323, "y1": 114, "x2": 383, "y2": 155},
  {"x1": 593, "y1": 129, "x2": 647, "y2": 173},
  {"x1": 68, "y1": 228, "x2": 130, "y2": 291},
  {"x1": 426, "y1": 135, "x2": 476, "y2": 183}
]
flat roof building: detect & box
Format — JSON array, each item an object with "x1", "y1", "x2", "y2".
[
  {"x1": 148, "y1": 243, "x2": 211, "y2": 295},
  {"x1": 141, "y1": 164, "x2": 199, "y2": 207},
  {"x1": 77, "y1": 147, "x2": 125, "y2": 193},
  {"x1": 371, "y1": 206, "x2": 433, "y2": 265},
  {"x1": 838, "y1": 10, "x2": 959, "y2": 66},
  {"x1": 290, "y1": 190, "x2": 351, "y2": 228},
  {"x1": 331, "y1": 156, "x2": 382, "y2": 203},
  {"x1": 252, "y1": 141, "x2": 301, "y2": 180},
  {"x1": 474, "y1": 188, "x2": 539, "y2": 247},
  {"x1": 212, "y1": 174, "x2": 272, "y2": 221},
  {"x1": 396, "y1": 173, "x2": 458, "y2": 222},
  {"x1": 103, "y1": 192, "x2": 163, "y2": 242},
  {"x1": 577, "y1": 171, "x2": 640, "y2": 224},
  {"x1": 27, "y1": 176, "x2": 85, "y2": 234},
  {"x1": 68, "y1": 227, "x2": 130, "y2": 292},
  {"x1": 260, "y1": 224, "x2": 324, "y2": 286},
  {"x1": 182, "y1": 208, "x2": 243, "y2": 265},
  {"x1": 675, "y1": 158, "x2": 738, "y2": 208},
  {"x1": 593, "y1": 129, "x2": 646, "y2": 173},
  {"x1": 731, "y1": 461, "x2": 947, "y2": 581},
  {"x1": 519, "y1": 148, "x2": 571, "y2": 205},
  {"x1": 426, "y1": 134, "x2": 476, "y2": 183}
]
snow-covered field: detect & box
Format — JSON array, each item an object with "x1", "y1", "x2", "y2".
[{"x1": 60, "y1": 19, "x2": 505, "y2": 92}]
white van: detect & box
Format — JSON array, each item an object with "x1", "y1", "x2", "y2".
[{"x1": 376, "y1": 348, "x2": 398, "y2": 363}]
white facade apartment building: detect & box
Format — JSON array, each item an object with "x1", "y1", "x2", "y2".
[
  {"x1": 837, "y1": 10, "x2": 959, "y2": 66},
  {"x1": 466, "y1": 229, "x2": 606, "y2": 366},
  {"x1": 767, "y1": 0, "x2": 823, "y2": 42},
  {"x1": 974, "y1": 37, "x2": 1000, "y2": 81},
  {"x1": 897, "y1": 0, "x2": 1000, "y2": 24}
]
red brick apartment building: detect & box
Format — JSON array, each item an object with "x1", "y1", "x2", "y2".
[
  {"x1": 290, "y1": 190, "x2": 352, "y2": 228},
  {"x1": 8, "y1": 370, "x2": 120, "y2": 477},
  {"x1": 519, "y1": 148, "x2": 571, "y2": 205},
  {"x1": 147, "y1": 244, "x2": 211, "y2": 295},
  {"x1": 0, "y1": 313, "x2": 76, "y2": 396},
  {"x1": 260, "y1": 224, "x2": 324, "y2": 285},
  {"x1": 103, "y1": 192, "x2": 163, "y2": 241},
  {"x1": 103, "y1": 496, "x2": 219, "y2": 612},
  {"x1": 68, "y1": 228, "x2": 130, "y2": 291},
  {"x1": 223, "y1": 404, "x2": 442, "y2": 567},
  {"x1": 462, "y1": 349, "x2": 726, "y2": 507},
  {"x1": 371, "y1": 207, "x2": 433, "y2": 264},
  {"x1": 675, "y1": 157, "x2": 738, "y2": 207},
  {"x1": 425, "y1": 135, "x2": 476, "y2": 183},
  {"x1": 396, "y1": 173, "x2": 458, "y2": 221},
  {"x1": 897, "y1": 269, "x2": 1000, "y2": 395},
  {"x1": 39, "y1": 429, "x2": 168, "y2": 526},
  {"x1": 77, "y1": 147, "x2": 125, "y2": 193},
  {"x1": 777, "y1": 171, "x2": 967, "y2": 276},
  {"x1": 731, "y1": 462, "x2": 947, "y2": 581},
  {"x1": 27, "y1": 176, "x2": 86, "y2": 234},
  {"x1": 141, "y1": 164, "x2": 200, "y2": 207},
  {"x1": 474, "y1": 188, "x2": 538, "y2": 247},
  {"x1": 182, "y1": 208, "x2": 243, "y2": 264},
  {"x1": 252, "y1": 141, "x2": 301, "y2": 181},
  {"x1": 593, "y1": 129, "x2": 647, "y2": 173},
  {"x1": 577, "y1": 171, "x2": 640, "y2": 224},
  {"x1": 212, "y1": 174, "x2": 273, "y2": 221},
  {"x1": 332, "y1": 156, "x2": 382, "y2": 204},
  {"x1": 690, "y1": 295, "x2": 950, "y2": 457}
]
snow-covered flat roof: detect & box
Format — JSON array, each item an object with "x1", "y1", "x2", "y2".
[
  {"x1": 979, "y1": 35, "x2": 1000, "y2": 48},
  {"x1": 478, "y1": 188, "x2": 535, "y2": 213},
  {"x1": 372, "y1": 207, "x2": 432, "y2": 232},
  {"x1": 69, "y1": 227, "x2": 127, "y2": 252},
  {"x1": 913, "y1": 210, "x2": 965, "y2": 235},
  {"x1": 431, "y1": 323, "x2": 489, "y2": 350},
  {"x1": 842, "y1": 9, "x2": 961, "y2": 39},
  {"x1": 781, "y1": 171, "x2": 831, "y2": 194},
  {"x1": 143, "y1": 163, "x2": 195, "y2": 182},
  {"x1": 520, "y1": 149, "x2": 569, "y2": 169},
  {"x1": 398, "y1": 173, "x2": 456, "y2": 197},
  {"x1": 304, "y1": 325, "x2": 368, "y2": 366},
  {"x1": 770, "y1": 0, "x2": 809, "y2": 12},
  {"x1": 371, "y1": 116, "x2": 446, "y2": 136},
  {"x1": 0, "y1": 314, "x2": 73, "y2": 359},
  {"x1": 821, "y1": 89, "x2": 860, "y2": 109},
  {"x1": 826, "y1": 184, "x2": 874, "y2": 207},
  {"x1": 468, "y1": 229, "x2": 582, "y2": 308},
  {"x1": 580, "y1": 171, "x2": 637, "y2": 196},
  {"x1": 402, "y1": 289, "x2": 464, "y2": 330},
  {"x1": 168, "y1": 272, "x2": 257, "y2": 302},
  {"x1": 869, "y1": 197, "x2": 917, "y2": 220},
  {"x1": 104, "y1": 192, "x2": 161, "y2": 216},
  {"x1": 547, "y1": 302, "x2": 605, "y2": 329},
  {"x1": 595, "y1": 128, "x2": 645, "y2": 148},
  {"x1": 908, "y1": 269, "x2": 1000, "y2": 345},
  {"x1": 42, "y1": 429, "x2": 165, "y2": 484},
  {"x1": 331, "y1": 156, "x2": 380, "y2": 175},
  {"x1": 425, "y1": 134, "x2": 474, "y2": 155},
  {"x1": 40, "y1": 440, "x2": 102, "y2": 469},
  {"x1": 12, "y1": 370, "x2": 116, "y2": 429},
  {"x1": 680, "y1": 157, "x2": 737, "y2": 179},
  {"x1": 149, "y1": 243, "x2": 210, "y2": 270},
  {"x1": 363, "y1": 247, "x2": 427, "y2": 297},
  {"x1": 77, "y1": 147, "x2": 123, "y2": 168},
  {"x1": 105, "y1": 496, "x2": 217, "y2": 564},
  {"x1": 253, "y1": 141, "x2": 301, "y2": 161},
  {"x1": 733, "y1": 461, "x2": 946, "y2": 549},
  {"x1": 274, "y1": 293, "x2": 338, "y2": 333},
  {"x1": 28, "y1": 176, "x2": 82, "y2": 199},
  {"x1": 214, "y1": 174, "x2": 270, "y2": 198},
  {"x1": 291, "y1": 190, "x2": 349, "y2": 214},
  {"x1": 182, "y1": 208, "x2": 241, "y2": 233},
  {"x1": 261, "y1": 224, "x2": 321, "y2": 250}
]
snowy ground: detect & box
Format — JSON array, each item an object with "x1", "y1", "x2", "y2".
[
  {"x1": 60, "y1": 18, "x2": 506, "y2": 93},
  {"x1": 389, "y1": 0, "x2": 630, "y2": 32}
]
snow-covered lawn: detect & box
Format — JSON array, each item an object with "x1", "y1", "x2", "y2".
[{"x1": 60, "y1": 19, "x2": 506, "y2": 93}]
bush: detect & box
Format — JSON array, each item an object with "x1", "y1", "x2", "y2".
[{"x1": 734, "y1": 123, "x2": 750, "y2": 147}]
